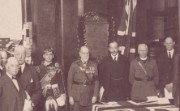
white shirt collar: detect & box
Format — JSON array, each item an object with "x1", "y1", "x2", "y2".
[
  {"x1": 140, "y1": 57, "x2": 148, "y2": 60},
  {"x1": 167, "y1": 49, "x2": 174, "y2": 57},
  {"x1": 6, "y1": 72, "x2": 14, "y2": 79},
  {"x1": 167, "y1": 49, "x2": 174, "y2": 54},
  {"x1": 111, "y1": 54, "x2": 119, "y2": 60}
]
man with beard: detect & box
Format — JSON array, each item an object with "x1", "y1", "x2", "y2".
[
  {"x1": 99, "y1": 41, "x2": 129, "y2": 102},
  {"x1": 68, "y1": 46, "x2": 99, "y2": 111}
]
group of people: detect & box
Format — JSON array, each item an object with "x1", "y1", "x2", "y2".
[
  {"x1": 67, "y1": 37, "x2": 179, "y2": 111},
  {"x1": 0, "y1": 45, "x2": 66, "y2": 111},
  {"x1": 0, "y1": 36, "x2": 179, "y2": 111}
]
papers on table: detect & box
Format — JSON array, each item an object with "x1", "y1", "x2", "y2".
[
  {"x1": 101, "y1": 101, "x2": 121, "y2": 106},
  {"x1": 157, "y1": 98, "x2": 170, "y2": 105},
  {"x1": 164, "y1": 88, "x2": 173, "y2": 99}
]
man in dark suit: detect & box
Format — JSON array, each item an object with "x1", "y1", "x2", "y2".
[
  {"x1": 14, "y1": 45, "x2": 41, "y2": 110},
  {"x1": 157, "y1": 37, "x2": 177, "y2": 98},
  {"x1": 0, "y1": 57, "x2": 26, "y2": 111},
  {"x1": 99, "y1": 41, "x2": 129, "y2": 102}
]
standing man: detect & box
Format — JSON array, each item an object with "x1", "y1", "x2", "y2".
[
  {"x1": 68, "y1": 46, "x2": 99, "y2": 111},
  {"x1": 0, "y1": 57, "x2": 26, "y2": 111},
  {"x1": 24, "y1": 44, "x2": 34, "y2": 65},
  {"x1": 0, "y1": 50, "x2": 8, "y2": 68},
  {"x1": 0, "y1": 50, "x2": 8, "y2": 74},
  {"x1": 14, "y1": 45, "x2": 41, "y2": 111},
  {"x1": 129, "y1": 44, "x2": 159, "y2": 101},
  {"x1": 157, "y1": 37, "x2": 177, "y2": 98},
  {"x1": 99, "y1": 41, "x2": 129, "y2": 102}
]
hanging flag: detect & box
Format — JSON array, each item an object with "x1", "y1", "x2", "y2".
[{"x1": 117, "y1": 0, "x2": 137, "y2": 59}]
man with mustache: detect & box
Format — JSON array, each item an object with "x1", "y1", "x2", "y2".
[
  {"x1": 99, "y1": 41, "x2": 129, "y2": 102},
  {"x1": 68, "y1": 46, "x2": 99, "y2": 111}
]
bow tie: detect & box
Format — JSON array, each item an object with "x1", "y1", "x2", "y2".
[{"x1": 12, "y1": 76, "x2": 17, "y2": 79}]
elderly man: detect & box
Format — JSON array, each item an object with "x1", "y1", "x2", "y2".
[
  {"x1": 157, "y1": 37, "x2": 177, "y2": 98},
  {"x1": 129, "y1": 44, "x2": 159, "y2": 101},
  {"x1": 14, "y1": 45, "x2": 41, "y2": 111},
  {"x1": 99, "y1": 41, "x2": 129, "y2": 102},
  {"x1": 0, "y1": 57, "x2": 26, "y2": 111},
  {"x1": 68, "y1": 46, "x2": 99, "y2": 111},
  {"x1": 24, "y1": 44, "x2": 34, "y2": 65}
]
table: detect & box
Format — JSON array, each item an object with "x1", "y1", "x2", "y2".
[{"x1": 92, "y1": 101, "x2": 179, "y2": 111}]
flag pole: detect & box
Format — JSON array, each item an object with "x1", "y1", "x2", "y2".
[{"x1": 178, "y1": 0, "x2": 180, "y2": 110}]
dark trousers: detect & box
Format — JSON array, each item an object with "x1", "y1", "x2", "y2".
[{"x1": 71, "y1": 101, "x2": 90, "y2": 111}]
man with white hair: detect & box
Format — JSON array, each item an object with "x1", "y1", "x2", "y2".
[
  {"x1": 24, "y1": 44, "x2": 33, "y2": 65},
  {"x1": 68, "y1": 46, "x2": 99, "y2": 111},
  {"x1": 129, "y1": 43, "x2": 159, "y2": 101},
  {"x1": 0, "y1": 57, "x2": 26, "y2": 111},
  {"x1": 14, "y1": 45, "x2": 41, "y2": 111}
]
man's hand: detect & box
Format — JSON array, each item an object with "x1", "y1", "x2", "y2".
[
  {"x1": 165, "y1": 83, "x2": 173, "y2": 92},
  {"x1": 91, "y1": 96, "x2": 97, "y2": 104},
  {"x1": 69, "y1": 96, "x2": 74, "y2": 105}
]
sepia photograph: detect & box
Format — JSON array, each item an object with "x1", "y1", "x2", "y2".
[{"x1": 0, "y1": 0, "x2": 179, "y2": 111}]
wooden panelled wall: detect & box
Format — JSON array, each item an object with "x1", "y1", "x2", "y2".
[{"x1": 31, "y1": 0, "x2": 180, "y2": 75}]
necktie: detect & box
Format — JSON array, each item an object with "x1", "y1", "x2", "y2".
[
  {"x1": 12, "y1": 77, "x2": 20, "y2": 91},
  {"x1": 114, "y1": 57, "x2": 117, "y2": 61},
  {"x1": 168, "y1": 52, "x2": 171, "y2": 59},
  {"x1": 17, "y1": 67, "x2": 22, "y2": 79}
]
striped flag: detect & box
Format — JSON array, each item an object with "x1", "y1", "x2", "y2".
[{"x1": 117, "y1": 0, "x2": 137, "y2": 60}]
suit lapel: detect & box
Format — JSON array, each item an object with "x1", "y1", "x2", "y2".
[
  {"x1": 4, "y1": 75, "x2": 19, "y2": 97},
  {"x1": 21, "y1": 64, "x2": 32, "y2": 89}
]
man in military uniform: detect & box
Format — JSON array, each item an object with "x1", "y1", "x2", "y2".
[
  {"x1": 36, "y1": 47, "x2": 66, "y2": 111},
  {"x1": 68, "y1": 46, "x2": 99, "y2": 111},
  {"x1": 129, "y1": 44, "x2": 159, "y2": 101}
]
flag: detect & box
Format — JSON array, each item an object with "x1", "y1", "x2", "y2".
[{"x1": 117, "y1": 0, "x2": 137, "y2": 60}]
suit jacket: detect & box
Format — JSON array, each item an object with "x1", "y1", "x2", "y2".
[
  {"x1": 173, "y1": 54, "x2": 180, "y2": 106},
  {"x1": 68, "y1": 60, "x2": 99, "y2": 106},
  {"x1": 0, "y1": 74, "x2": 26, "y2": 111},
  {"x1": 157, "y1": 49, "x2": 177, "y2": 94},
  {"x1": 99, "y1": 54, "x2": 129, "y2": 101},
  {"x1": 17, "y1": 63, "x2": 41, "y2": 106}
]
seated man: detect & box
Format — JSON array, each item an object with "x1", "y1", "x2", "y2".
[{"x1": 129, "y1": 44, "x2": 159, "y2": 101}]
